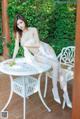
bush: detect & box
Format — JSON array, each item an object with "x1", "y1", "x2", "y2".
[{"x1": 52, "y1": 1, "x2": 76, "y2": 54}]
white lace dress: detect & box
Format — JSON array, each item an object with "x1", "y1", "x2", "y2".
[{"x1": 20, "y1": 28, "x2": 58, "y2": 65}]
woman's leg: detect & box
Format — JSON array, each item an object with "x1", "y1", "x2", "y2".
[
  {"x1": 36, "y1": 43, "x2": 61, "y2": 104},
  {"x1": 51, "y1": 61, "x2": 61, "y2": 104},
  {"x1": 59, "y1": 69, "x2": 72, "y2": 108}
]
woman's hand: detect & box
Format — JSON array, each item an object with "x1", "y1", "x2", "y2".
[{"x1": 6, "y1": 60, "x2": 16, "y2": 67}]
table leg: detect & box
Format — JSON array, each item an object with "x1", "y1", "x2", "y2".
[
  {"x1": 23, "y1": 76, "x2": 26, "y2": 119},
  {"x1": 23, "y1": 97, "x2": 26, "y2": 119},
  {"x1": 44, "y1": 73, "x2": 48, "y2": 98},
  {"x1": 1, "y1": 75, "x2": 13, "y2": 112},
  {"x1": 38, "y1": 74, "x2": 51, "y2": 112}
]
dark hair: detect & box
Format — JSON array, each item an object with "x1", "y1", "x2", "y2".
[{"x1": 14, "y1": 14, "x2": 28, "y2": 38}]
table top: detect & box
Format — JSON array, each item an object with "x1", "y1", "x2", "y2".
[{"x1": 0, "y1": 58, "x2": 51, "y2": 76}]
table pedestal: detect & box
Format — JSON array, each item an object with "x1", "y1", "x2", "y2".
[{"x1": 1, "y1": 74, "x2": 51, "y2": 119}]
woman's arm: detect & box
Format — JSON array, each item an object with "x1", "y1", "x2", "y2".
[
  {"x1": 25, "y1": 28, "x2": 40, "y2": 48},
  {"x1": 12, "y1": 32, "x2": 20, "y2": 60}
]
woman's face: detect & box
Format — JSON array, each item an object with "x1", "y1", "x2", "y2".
[{"x1": 17, "y1": 19, "x2": 26, "y2": 31}]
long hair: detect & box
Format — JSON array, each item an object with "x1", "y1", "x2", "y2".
[{"x1": 13, "y1": 14, "x2": 28, "y2": 38}]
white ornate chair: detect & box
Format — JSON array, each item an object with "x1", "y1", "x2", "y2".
[
  {"x1": 58, "y1": 46, "x2": 75, "y2": 80},
  {"x1": 44, "y1": 46, "x2": 75, "y2": 109}
]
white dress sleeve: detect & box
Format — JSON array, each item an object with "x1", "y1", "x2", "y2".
[
  {"x1": 33, "y1": 28, "x2": 40, "y2": 45},
  {"x1": 13, "y1": 38, "x2": 19, "y2": 59}
]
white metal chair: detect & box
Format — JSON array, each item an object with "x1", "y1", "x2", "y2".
[
  {"x1": 58, "y1": 46, "x2": 75, "y2": 81},
  {"x1": 44, "y1": 46, "x2": 75, "y2": 109}
]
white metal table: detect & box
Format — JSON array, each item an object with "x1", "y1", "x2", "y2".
[{"x1": 0, "y1": 58, "x2": 51, "y2": 119}]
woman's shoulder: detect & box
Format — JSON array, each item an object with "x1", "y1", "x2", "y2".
[{"x1": 28, "y1": 27, "x2": 37, "y2": 31}]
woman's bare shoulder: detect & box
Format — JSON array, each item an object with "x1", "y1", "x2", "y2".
[{"x1": 28, "y1": 27, "x2": 37, "y2": 31}]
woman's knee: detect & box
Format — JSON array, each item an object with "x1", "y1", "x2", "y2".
[{"x1": 52, "y1": 61, "x2": 59, "y2": 70}]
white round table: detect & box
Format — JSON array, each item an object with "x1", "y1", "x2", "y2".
[{"x1": 0, "y1": 58, "x2": 51, "y2": 119}]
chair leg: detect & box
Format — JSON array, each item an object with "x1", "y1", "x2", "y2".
[{"x1": 44, "y1": 73, "x2": 48, "y2": 98}]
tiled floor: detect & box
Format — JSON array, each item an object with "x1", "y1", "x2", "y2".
[{"x1": 0, "y1": 74, "x2": 72, "y2": 119}]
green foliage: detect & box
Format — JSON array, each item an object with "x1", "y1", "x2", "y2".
[
  {"x1": 0, "y1": 36, "x2": 5, "y2": 55},
  {"x1": 0, "y1": 1, "x2": 2, "y2": 35},
  {"x1": 7, "y1": 0, "x2": 76, "y2": 57},
  {"x1": 0, "y1": 0, "x2": 2, "y2": 36},
  {"x1": 52, "y1": 1, "x2": 76, "y2": 54}
]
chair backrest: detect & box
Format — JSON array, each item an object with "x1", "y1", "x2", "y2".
[{"x1": 58, "y1": 46, "x2": 75, "y2": 68}]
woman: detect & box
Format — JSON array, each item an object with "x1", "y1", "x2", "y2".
[{"x1": 12, "y1": 14, "x2": 72, "y2": 107}]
